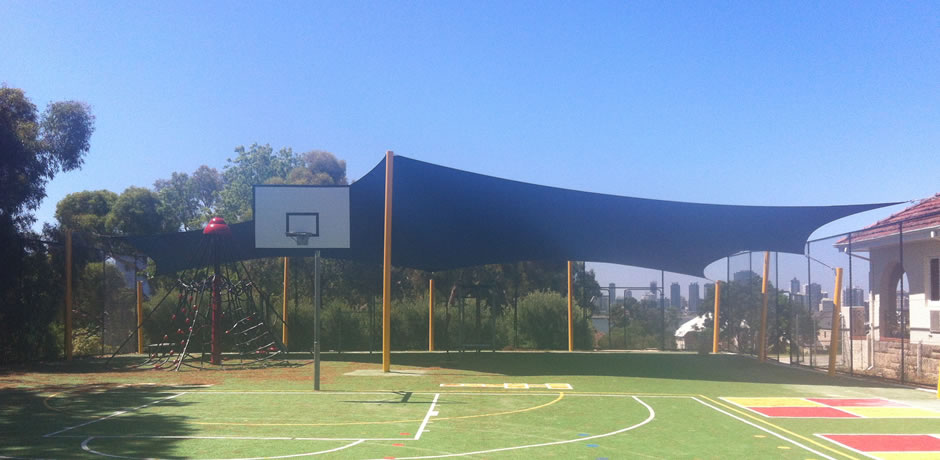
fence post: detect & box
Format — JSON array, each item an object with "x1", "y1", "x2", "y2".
[
  {"x1": 567, "y1": 261, "x2": 574, "y2": 352},
  {"x1": 65, "y1": 229, "x2": 73, "y2": 360},
  {"x1": 282, "y1": 257, "x2": 289, "y2": 347},
  {"x1": 712, "y1": 281, "x2": 722, "y2": 354},
  {"x1": 759, "y1": 251, "x2": 770, "y2": 362},
  {"x1": 429, "y1": 278, "x2": 435, "y2": 352},
  {"x1": 828, "y1": 268, "x2": 843, "y2": 376},
  {"x1": 137, "y1": 280, "x2": 144, "y2": 354},
  {"x1": 382, "y1": 150, "x2": 393, "y2": 372}
]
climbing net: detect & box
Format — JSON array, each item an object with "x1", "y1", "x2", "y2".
[{"x1": 140, "y1": 264, "x2": 286, "y2": 370}]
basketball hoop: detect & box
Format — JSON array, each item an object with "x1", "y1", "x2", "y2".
[{"x1": 286, "y1": 231, "x2": 316, "y2": 246}]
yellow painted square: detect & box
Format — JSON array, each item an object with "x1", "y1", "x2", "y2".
[
  {"x1": 724, "y1": 397, "x2": 825, "y2": 408},
  {"x1": 872, "y1": 452, "x2": 940, "y2": 460},
  {"x1": 545, "y1": 383, "x2": 573, "y2": 390},
  {"x1": 504, "y1": 383, "x2": 529, "y2": 389},
  {"x1": 841, "y1": 407, "x2": 940, "y2": 418}
]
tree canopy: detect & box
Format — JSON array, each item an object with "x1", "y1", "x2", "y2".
[
  {"x1": 0, "y1": 86, "x2": 95, "y2": 230},
  {"x1": 54, "y1": 190, "x2": 117, "y2": 234},
  {"x1": 0, "y1": 86, "x2": 95, "y2": 363}
]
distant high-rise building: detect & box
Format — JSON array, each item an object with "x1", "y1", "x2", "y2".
[
  {"x1": 790, "y1": 278, "x2": 801, "y2": 295},
  {"x1": 670, "y1": 283, "x2": 681, "y2": 308},
  {"x1": 804, "y1": 283, "x2": 822, "y2": 309},
  {"x1": 705, "y1": 283, "x2": 715, "y2": 300},
  {"x1": 688, "y1": 282, "x2": 701, "y2": 312},
  {"x1": 608, "y1": 283, "x2": 617, "y2": 309},
  {"x1": 624, "y1": 289, "x2": 633, "y2": 300},
  {"x1": 843, "y1": 287, "x2": 865, "y2": 306}
]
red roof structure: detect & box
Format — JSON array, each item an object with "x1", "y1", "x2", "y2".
[{"x1": 837, "y1": 194, "x2": 940, "y2": 245}]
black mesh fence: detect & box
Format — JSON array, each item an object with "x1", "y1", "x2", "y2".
[{"x1": 8, "y1": 212, "x2": 939, "y2": 389}]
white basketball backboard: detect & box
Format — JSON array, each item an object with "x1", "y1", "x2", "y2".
[{"x1": 253, "y1": 185, "x2": 350, "y2": 249}]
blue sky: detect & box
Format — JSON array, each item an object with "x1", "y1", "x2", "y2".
[{"x1": 2, "y1": 1, "x2": 937, "y2": 291}]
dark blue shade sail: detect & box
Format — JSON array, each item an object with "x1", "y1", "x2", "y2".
[{"x1": 126, "y1": 155, "x2": 897, "y2": 277}]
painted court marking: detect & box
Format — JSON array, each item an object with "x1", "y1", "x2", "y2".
[
  {"x1": 377, "y1": 396, "x2": 657, "y2": 460},
  {"x1": 439, "y1": 383, "x2": 573, "y2": 390},
  {"x1": 722, "y1": 397, "x2": 940, "y2": 419},
  {"x1": 46, "y1": 389, "x2": 937, "y2": 460},
  {"x1": 80, "y1": 437, "x2": 365, "y2": 460},
  {"x1": 185, "y1": 392, "x2": 564, "y2": 427},
  {"x1": 701, "y1": 396, "x2": 859, "y2": 460},
  {"x1": 43, "y1": 392, "x2": 187, "y2": 438},
  {"x1": 414, "y1": 393, "x2": 440, "y2": 440},
  {"x1": 692, "y1": 398, "x2": 839, "y2": 460},
  {"x1": 817, "y1": 434, "x2": 940, "y2": 460}
]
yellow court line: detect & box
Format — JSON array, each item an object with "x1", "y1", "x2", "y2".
[
  {"x1": 190, "y1": 389, "x2": 693, "y2": 397},
  {"x1": 43, "y1": 392, "x2": 66, "y2": 413},
  {"x1": 441, "y1": 392, "x2": 564, "y2": 421},
  {"x1": 699, "y1": 395, "x2": 859, "y2": 460},
  {"x1": 192, "y1": 392, "x2": 565, "y2": 427}
]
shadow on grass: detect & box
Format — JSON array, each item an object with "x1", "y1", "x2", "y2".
[
  {"x1": 0, "y1": 354, "x2": 301, "y2": 377},
  {"x1": 321, "y1": 351, "x2": 902, "y2": 389},
  {"x1": 0, "y1": 383, "x2": 193, "y2": 459}
]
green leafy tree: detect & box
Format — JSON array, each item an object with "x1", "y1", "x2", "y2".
[
  {"x1": 107, "y1": 187, "x2": 170, "y2": 235},
  {"x1": 302, "y1": 150, "x2": 347, "y2": 185},
  {"x1": 154, "y1": 165, "x2": 223, "y2": 230},
  {"x1": 154, "y1": 172, "x2": 196, "y2": 231},
  {"x1": 191, "y1": 165, "x2": 222, "y2": 215},
  {"x1": 54, "y1": 190, "x2": 118, "y2": 234},
  {"x1": 218, "y1": 144, "x2": 300, "y2": 221},
  {"x1": 0, "y1": 86, "x2": 94, "y2": 363},
  {"x1": 0, "y1": 86, "x2": 95, "y2": 230},
  {"x1": 516, "y1": 290, "x2": 593, "y2": 350}
]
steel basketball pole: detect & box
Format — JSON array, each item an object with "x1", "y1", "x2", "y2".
[{"x1": 314, "y1": 250, "x2": 321, "y2": 390}]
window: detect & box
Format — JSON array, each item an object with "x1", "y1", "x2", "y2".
[{"x1": 931, "y1": 258, "x2": 939, "y2": 302}]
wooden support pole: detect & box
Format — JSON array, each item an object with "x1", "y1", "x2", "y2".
[
  {"x1": 759, "y1": 251, "x2": 770, "y2": 362},
  {"x1": 137, "y1": 280, "x2": 144, "y2": 354},
  {"x1": 428, "y1": 278, "x2": 435, "y2": 351},
  {"x1": 712, "y1": 281, "x2": 721, "y2": 354},
  {"x1": 567, "y1": 261, "x2": 574, "y2": 352},
  {"x1": 282, "y1": 257, "x2": 289, "y2": 347},
  {"x1": 65, "y1": 229, "x2": 73, "y2": 360},
  {"x1": 382, "y1": 151, "x2": 394, "y2": 372},
  {"x1": 828, "y1": 267, "x2": 843, "y2": 376}
]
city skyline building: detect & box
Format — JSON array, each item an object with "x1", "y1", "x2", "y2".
[
  {"x1": 843, "y1": 286, "x2": 866, "y2": 306},
  {"x1": 804, "y1": 282, "x2": 823, "y2": 309},
  {"x1": 670, "y1": 282, "x2": 681, "y2": 308}
]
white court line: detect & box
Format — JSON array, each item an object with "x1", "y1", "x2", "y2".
[
  {"x1": 43, "y1": 392, "x2": 186, "y2": 438},
  {"x1": 414, "y1": 393, "x2": 440, "y2": 440},
  {"x1": 813, "y1": 434, "x2": 885, "y2": 460},
  {"x1": 692, "y1": 397, "x2": 837, "y2": 460},
  {"x1": 53, "y1": 435, "x2": 403, "y2": 441},
  {"x1": 717, "y1": 396, "x2": 862, "y2": 419},
  {"x1": 80, "y1": 437, "x2": 364, "y2": 460},
  {"x1": 378, "y1": 395, "x2": 656, "y2": 460}
]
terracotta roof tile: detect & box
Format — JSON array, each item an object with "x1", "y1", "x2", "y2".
[{"x1": 838, "y1": 193, "x2": 940, "y2": 244}]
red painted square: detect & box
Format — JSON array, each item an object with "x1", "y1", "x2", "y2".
[
  {"x1": 749, "y1": 406, "x2": 859, "y2": 418},
  {"x1": 809, "y1": 398, "x2": 907, "y2": 407},
  {"x1": 823, "y1": 434, "x2": 940, "y2": 452}
]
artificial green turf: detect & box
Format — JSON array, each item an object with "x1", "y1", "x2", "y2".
[{"x1": 1, "y1": 351, "x2": 937, "y2": 459}]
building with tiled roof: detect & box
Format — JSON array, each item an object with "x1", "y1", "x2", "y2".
[{"x1": 834, "y1": 194, "x2": 940, "y2": 347}]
